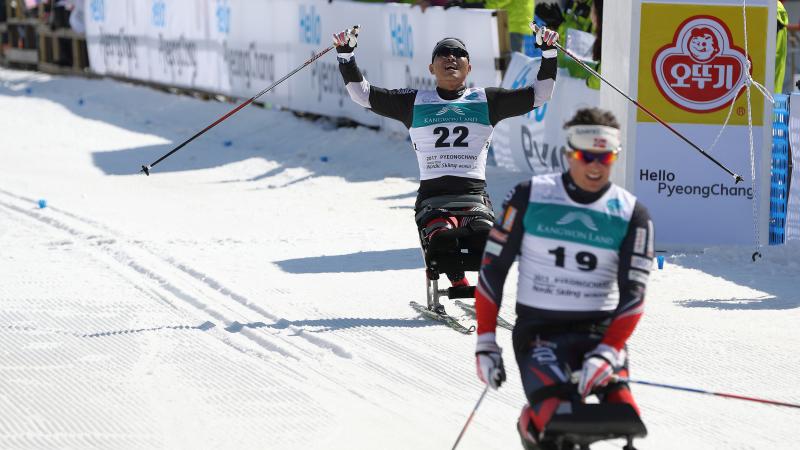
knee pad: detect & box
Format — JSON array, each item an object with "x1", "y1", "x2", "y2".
[{"x1": 423, "y1": 215, "x2": 458, "y2": 241}]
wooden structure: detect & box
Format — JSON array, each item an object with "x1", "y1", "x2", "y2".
[
  {"x1": 2, "y1": 0, "x2": 39, "y2": 68},
  {"x1": 37, "y1": 24, "x2": 88, "y2": 74},
  {"x1": 0, "y1": 0, "x2": 88, "y2": 74}
]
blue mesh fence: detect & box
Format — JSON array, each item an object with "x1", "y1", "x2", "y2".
[{"x1": 770, "y1": 94, "x2": 789, "y2": 245}]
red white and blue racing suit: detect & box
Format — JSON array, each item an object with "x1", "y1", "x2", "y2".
[{"x1": 476, "y1": 172, "x2": 654, "y2": 439}]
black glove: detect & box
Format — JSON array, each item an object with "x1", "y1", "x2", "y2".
[
  {"x1": 332, "y1": 26, "x2": 359, "y2": 54},
  {"x1": 530, "y1": 24, "x2": 559, "y2": 55}
]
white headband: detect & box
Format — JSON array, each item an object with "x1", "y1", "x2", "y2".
[{"x1": 566, "y1": 125, "x2": 621, "y2": 152}]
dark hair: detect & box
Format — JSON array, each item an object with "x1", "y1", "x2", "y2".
[
  {"x1": 563, "y1": 107, "x2": 620, "y2": 129},
  {"x1": 592, "y1": 0, "x2": 603, "y2": 61}
]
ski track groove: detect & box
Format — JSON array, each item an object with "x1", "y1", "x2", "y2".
[
  {"x1": 0, "y1": 195, "x2": 296, "y2": 360},
  {"x1": 0, "y1": 193, "x2": 337, "y2": 445},
  {"x1": 0, "y1": 188, "x2": 351, "y2": 361},
  {"x1": 0, "y1": 184, "x2": 531, "y2": 447}
]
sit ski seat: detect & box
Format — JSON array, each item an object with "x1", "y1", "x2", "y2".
[
  {"x1": 415, "y1": 194, "x2": 494, "y2": 274},
  {"x1": 414, "y1": 194, "x2": 495, "y2": 311},
  {"x1": 544, "y1": 403, "x2": 647, "y2": 450},
  {"x1": 426, "y1": 223, "x2": 491, "y2": 273}
]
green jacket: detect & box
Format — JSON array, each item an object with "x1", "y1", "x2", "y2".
[
  {"x1": 586, "y1": 61, "x2": 600, "y2": 90},
  {"x1": 776, "y1": 1, "x2": 788, "y2": 93},
  {"x1": 557, "y1": 0, "x2": 596, "y2": 79},
  {"x1": 485, "y1": 0, "x2": 534, "y2": 36},
  {"x1": 361, "y1": 1, "x2": 534, "y2": 39},
  {"x1": 459, "y1": 1, "x2": 534, "y2": 36}
]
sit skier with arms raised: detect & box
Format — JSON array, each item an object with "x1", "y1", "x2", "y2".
[{"x1": 332, "y1": 23, "x2": 559, "y2": 310}]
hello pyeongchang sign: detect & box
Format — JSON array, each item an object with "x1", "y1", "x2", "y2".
[{"x1": 607, "y1": 0, "x2": 776, "y2": 247}]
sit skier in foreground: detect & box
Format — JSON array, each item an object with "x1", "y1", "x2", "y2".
[
  {"x1": 332, "y1": 24, "x2": 559, "y2": 311},
  {"x1": 474, "y1": 108, "x2": 653, "y2": 449}
]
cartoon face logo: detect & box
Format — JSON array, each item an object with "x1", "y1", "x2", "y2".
[
  {"x1": 652, "y1": 16, "x2": 750, "y2": 113},
  {"x1": 687, "y1": 27, "x2": 720, "y2": 62}
]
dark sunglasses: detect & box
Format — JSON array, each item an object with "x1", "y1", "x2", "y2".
[
  {"x1": 569, "y1": 149, "x2": 619, "y2": 165},
  {"x1": 434, "y1": 47, "x2": 469, "y2": 59}
]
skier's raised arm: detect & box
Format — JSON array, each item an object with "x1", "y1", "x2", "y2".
[
  {"x1": 333, "y1": 27, "x2": 417, "y2": 128},
  {"x1": 484, "y1": 25, "x2": 559, "y2": 125}
]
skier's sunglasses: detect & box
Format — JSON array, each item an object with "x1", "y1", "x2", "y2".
[
  {"x1": 434, "y1": 47, "x2": 469, "y2": 59},
  {"x1": 568, "y1": 149, "x2": 619, "y2": 166}
]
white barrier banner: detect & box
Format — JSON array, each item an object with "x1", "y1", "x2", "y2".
[
  {"x1": 492, "y1": 52, "x2": 600, "y2": 174},
  {"x1": 85, "y1": 0, "x2": 150, "y2": 80},
  {"x1": 207, "y1": 0, "x2": 291, "y2": 105},
  {"x1": 85, "y1": 0, "x2": 501, "y2": 129},
  {"x1": 287, "y1": 0, "x2": 383, "y2": 126},
  {"x1": 146, "y1": 0, "x2": 218, "y2": 91}
]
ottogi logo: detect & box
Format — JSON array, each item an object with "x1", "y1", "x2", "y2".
[
  {"x1": 556, "y1": 212, "x2": 598, "y2": 231},
  {"x1": 653, "y1": 16, "x2": 749, "y2": 113},
  {"x1": 216, "y1": 0, "x2": 231, "y2": 35},
  {"x1": 389, "y1": 14, "x2": 413, "y2": 58},
  {"x1": 152, "y1": 0, "x2": 166, "y2": 28},
  {"x1": 299, "y1": 5, "x2": 321, "y2": 45},
  {"x1": 436, "y1": 105, "x2": 465, "y2": 116},
  {"x1": 90, "y1": 0, "x2": 104, "y2": 22}
]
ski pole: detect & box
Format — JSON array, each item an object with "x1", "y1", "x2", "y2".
[
  {"x1": 532, "y1": 25, "x2": 744, "y2": 184},
  {"x1": 451, "y1": 385, "x2": 490, "y2": 450},
  {"x1": 140, "y1": 43, "x2": 336, "y2": 176},
  {"x1": 621, "y1": 378, "x2": 800, "y2": 409}
]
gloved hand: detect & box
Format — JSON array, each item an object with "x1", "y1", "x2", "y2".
[
  {"x1": 475, "y1": 334, "x2": 506, "y2": 390},
  {"x1": 577, "y1": 343, "x2": 623, "y2": 398},
  {"x1": 529, "y1": 23, "x2": 559, "y2": 56},
  {"x1": 332, "y1": 25, "x2": 359, "y2": 54}
]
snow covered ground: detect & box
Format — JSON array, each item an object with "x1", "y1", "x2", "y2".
[{"x1": 1, "y1": 67, "x2": 798, "y2": 449}]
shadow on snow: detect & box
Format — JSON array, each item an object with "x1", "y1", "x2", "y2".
[
  {"x1": 0, "y1": 73, "x2": 418, "y2": 183},
  {"x1": 275, "y1": 248, "x2": 422, "y2": 273}
]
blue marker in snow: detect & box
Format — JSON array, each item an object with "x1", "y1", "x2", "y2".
[
  {"x1": 38, "y1": 199, "x2": 47, "y2": 209},
  {"x1": 223, "y1": 140, "x2": 233, "y2": 147}
]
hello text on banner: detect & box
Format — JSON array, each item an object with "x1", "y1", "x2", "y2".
[{"x1": 83, "y1": 0, "x2": 501, "y2": 129}]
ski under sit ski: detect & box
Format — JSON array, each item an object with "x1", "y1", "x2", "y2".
[
  {"x1": 454, "y1": 299, "x2": 514, "y2": 331},
  {"x1": 409, "y1": 301, "x2": 475, "y2": 335}
]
